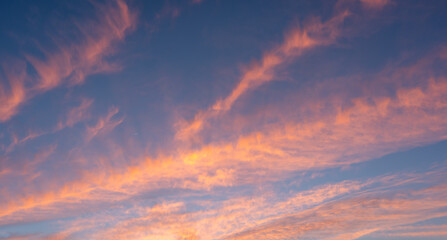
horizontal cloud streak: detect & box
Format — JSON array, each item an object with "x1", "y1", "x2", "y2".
[
  {"x1": 1, "y1": 48, "x2": 447, "y2": 226},
  {"x1": 1, "y1": 1, "x2": 446, "y2": 239},
  {"x1": 50, "y1": 170, "x2": 446, "y2": 239}
]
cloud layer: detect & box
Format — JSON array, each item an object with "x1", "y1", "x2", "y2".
[{"x1": 1, "y1": 0, "x2": 447, "y2": 239}]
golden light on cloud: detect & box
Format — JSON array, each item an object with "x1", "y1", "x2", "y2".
[{"x1": 1, "y1": 0, "x2": 447, "y2": 239}]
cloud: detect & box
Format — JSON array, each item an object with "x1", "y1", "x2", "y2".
[
  {"x1": 85, "y1": 107, "x2": 123, "y2": 142},
  {"x1": 379, "y1": 225, "x2": 447, "y2": 238},
  {"x1": 0, "y1": 234, "x2": 36, "y2": 240},
  {"x1": 360, "y1": 0, "x2": 390, "y2": 9},
  {"x1": 175, "y1": 0, "x2": 395, "y2": 141},
  {"x1": 4, "y1": 130, "x2": 44, "y2": 153},
  {"x1": 174, "y1": 10, "x2": 350, "y2": 140},
  {"x1": 225, "y1": 184, "x2": 447, "y2": 240},
  {"x1": 57, "y1": 98, "x2": 94, "y2": 130},
  {"x1": 0, "y1": 2, "x2": 445, "y2": 239},
  {"x1": 3, "y1": 98, "x2": 93, "y2": 153},
  {"x1": 0, "y1": 62, "x2": 27, "y2": 122},
  {"x1": 66, "y1": 179, "x2": 368, "y2": 239},
  {"x1": 0, "y1": 0, "x2": 136, "y2": 123},
  {"x1": 44, "y1": 170, "x2": 445, "y2": 239},
  {"x1": 2, "y1": 48, "x2": 447, "y2": 225},
  {"x1": 155, "y1": 3, "x2": 181, "y2": 20}
]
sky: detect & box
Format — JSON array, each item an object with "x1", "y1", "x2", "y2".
[{"x1": 1, "y1": 0, "x2": 447, "y2": 239}]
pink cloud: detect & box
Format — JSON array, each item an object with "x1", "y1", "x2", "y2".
[
  {"x1": 58, "y1": 171, "x2": 446, "y2": 239},
  {"x1": 85, "y1": 107, "x2": 123, "y2": 142},
  {"x1": 360, "y1": 0, "x2": 390, "y2": 9},
  {"x1": 175, "y1": 11, "x2": 349, "y2": 140},
  {"x1": 57, "y1": 98, "x2": 94, "y2": 129},
  {"x1": 0, "y1": 0, "x2": 136, "y2": 123},
  {"x1": 0, "y1": 62, "x2": 27, "y2": 122},
  {"x1": 1, "y1": 2, "x2": 445, "y2": 239},
  {"x1": 2, "y1": 49, "x2": 447, "y2": 225}
]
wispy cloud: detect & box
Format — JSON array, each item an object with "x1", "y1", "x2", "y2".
[
  {"x1": 1, "y1": 44, "x2": 447, "y2": 227},
  {"x1": 360, "y1": 0, "x2": 390, "y2": 9},
  {"x1": 224, "y1": 182, "x2": 447, "y2": 239},
  {"x1": 85, "y1": 107, "x2": 123, "y2": 142},
  {"x1": 3, "y1": 98, "x2": 93, "y2": 153},
  {"x1": 175, "y1": 10, "x2": 350, "y2": 140},
  {"x1": 4, "y1": 130, "x2": 44, "y2": 153},
  {"x1": 1, "y1": 1, "x2": 445, "y2": 239},
  {"x1": 57, "y1": 98, "x2": 94, "y2": 130},
  {"x1": 379, "y1": 225, "x2": 447, "y2": 238},
  {"x1": 52, "y1": 170, "x2": 446, "y2": 239},
  {"x1": 0, "y1": 62, "x2": 27, "y2": 122},
  {"x1": 175, "y1": 0, "x2": 395, "y2": 141},
  {"x1": 0, "y1": 0, "x2": 136, "y2": 123}
]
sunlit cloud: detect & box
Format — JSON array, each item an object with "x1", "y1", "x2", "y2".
[
  {"x1": 0, "y1": 62, "x2": 27, "y2": 122},
  {"x1": 1, "y1": 48, "x2": 446, "y2": 227},
  {"x1": 175, "y1": 10, "x2": 350, "y2": 140},
  {"x1": 379, "y1": 225, "x2": 447, "y2": 238},
  {"x1": 0, "y1": 0, "x2": 136, "y2": 123},
  {"x1": 175, "y1": 0, "x2": 394, "y2": 141},
  {"x1": 2, "y1": 98, "x2": 92, "y2": 153},
  {"x1": 85, "y1": 107, "x2": 123, "y2": 142},
  {"x1": 50, "y1": 169, "x2": 445, "y2": 239},
  {"x1": 0, "y1": 0, "x2": 446, "y2": 239},
  {"x1": 4, "y1": 130, "x2": 44, "y2": 153},
  {"x1": 225, "y1": 183, "x2": 447, "y2": 239},
  {"x1": 360, "y1": 0, "x2": 390, "y2": 9},
  {"x1": 58, "y1": 98, "x2": 93, "y2": 129}
]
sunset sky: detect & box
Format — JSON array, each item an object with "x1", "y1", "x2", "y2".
[{"x1": 1, "y1": 0, "x2": 447, "y2": 239}]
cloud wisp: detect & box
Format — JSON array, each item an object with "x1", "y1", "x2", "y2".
[
  {"x1": 175, "y1": 10, "x2": 350, "y2": 140},
  {"x1": 1, "y1": 0, "x2": 447, "y2": 239},
  {"x1": 1, "y1": 47, "x2": 447, "y2": 228},
  {"x1": 0, "y1": 0, "x2": 136, "y2": 123}
]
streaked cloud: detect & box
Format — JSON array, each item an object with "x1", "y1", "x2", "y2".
[
  {"x1": 175, "y1": 10, "x2": 350, "y2": 140},
  {"x1": 85, "y1": 107, "x2": 123, "y2": 141},
  {"x1": 1, "y1": 48, "x2": 446, "y2": 226},
  {"x1": 360, "y1": 0, "x2": 390, "y2": 9},
  {"x1": 175, "y1": 0, "x2": 393, "y2": 141},
  {"x1": 57, "y1": 98, "x2": 94, "y2": 129},
  {"x1": 0, "y1": 62, "x2": 27, "y2": 122},
  {"x1": 0, "y1": 0, "x2": 446, "y2": 239},
  {"x1": 226, "y1": 184, "x2": 447, "y2": 240},
  {"x1": 380, "y1": 225, "x2": 447, "y2": 238},
  {"x1": 50, "y1": 169, "x2": 446, "y2": 239},
  {"x1": 0, "y1": 0, "x2": 136, "y2": 123}
]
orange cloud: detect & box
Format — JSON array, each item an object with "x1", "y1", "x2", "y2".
[
  {"x1": 64, "y1": 99, "x2": 93, "y2": 127},
  {"x1": 0, "y1": 63, "x2": 27, "y2": 122},
  {"x1": 360, "y1": 0, "x2": 390, "y2": 9},
  {"x1": 4, "y1": 1, "x2": 441, "y2": 239},
  {"x1": 1, "y1": 98, "x2": 93, "y2": 153},
  {"x1": 4, "y1": 98, "x2": 93, "y2": 153},
  {"x1": 85, "y1": 107, "x2": 123, "y2": 142},
  {"x1": 51, "y1": 170, "x2": 445, "y2": 239},
  {"x1": 5, "y1": 130, "x2": 44, "y2": 153},
  {"x1": 54, "y1": 98, "x2": 94, "y2": 131},
  {"x1": 2, "y1": 37, "x2": 447, "y2": 240},
  {"x1": 175, "y1": 10, "x2": 350, "y2": 140},
  {"x1": 0, "y1": 0, "x2": 136, "y2": 123},
  {"x1": 2, "y1": 51, "x2": 447, "y2": 226},
  {"x1": 225, "y1": 185, "x2": 447, "y2": 240},
  {"x1": 69, "y1": 179, "x2": 365, "y2": 239},
  {"x1": 1, "y1": 60, "x2": 447, "y2": 227},
  {"x1": 381, "y1": 225, "x2": 447, "y2": 238}
]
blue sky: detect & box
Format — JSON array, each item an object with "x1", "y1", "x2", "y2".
[{"x1": 1, "y1": 0, "x2": 447, "y2": 239}]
